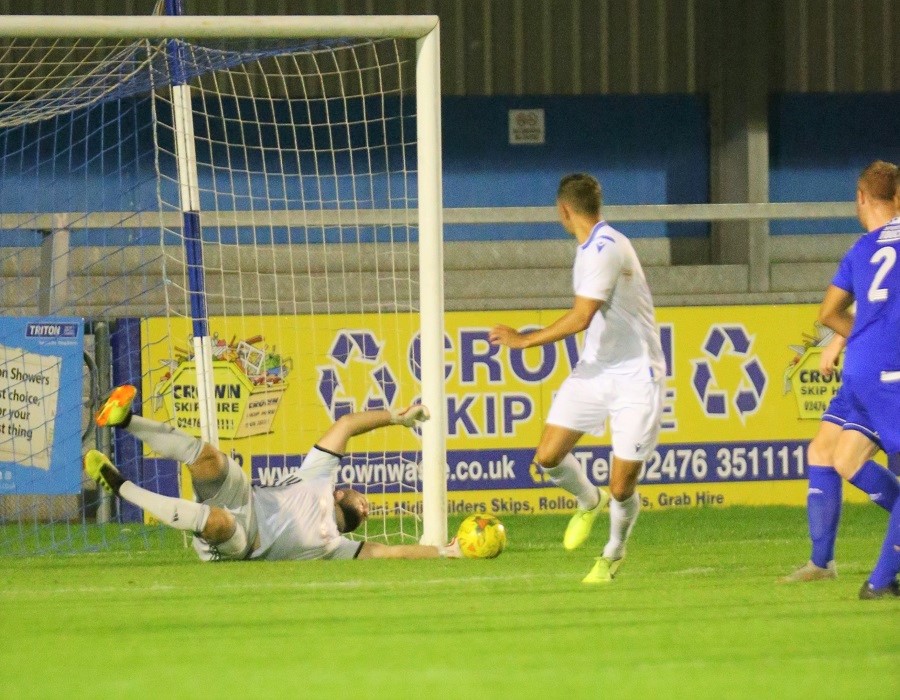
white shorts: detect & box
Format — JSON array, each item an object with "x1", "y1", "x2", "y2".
[
  {"x1": 546, "y1": 372, "x2": 663, "y2": 461},
  {"x1": 192, "y1": 455, "x2": 258, "y2": 562}
]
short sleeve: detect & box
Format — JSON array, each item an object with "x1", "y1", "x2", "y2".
[
  {"x1": 294, "y1": 446, "x2": 341, "y2": 483},
  {"x1": 831, "y1": 247, "x2": 854, "y2": 293},
  {"x1": 322, "y1": 536, "x2": 364, "y2": 560},
  {"x1": 576, "y1": 239, "x2": 623, "y2": 301}
]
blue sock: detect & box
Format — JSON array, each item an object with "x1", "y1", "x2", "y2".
[
  {"x1": 868, "y1": 497, "x2": 900, "y2": 589},
  {"x1": 849, "y1": 461, "x2": 900, "y2": 512},
  {"x1": 888, "y1": 452, "x2": 900, "y2": 477},
  {"x1": 807, "y1": 465, "x2": 842, "y2": 568}
]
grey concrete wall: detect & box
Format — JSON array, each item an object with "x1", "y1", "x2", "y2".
[{"x1": 0, "y1": 235, "x2": 855, "y2": 319}]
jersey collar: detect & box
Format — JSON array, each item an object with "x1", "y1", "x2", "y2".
[{"x1": 580, "y1": 220, "x2": 607, "y2": 250}]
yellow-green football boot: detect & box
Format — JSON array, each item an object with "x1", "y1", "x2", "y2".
[
  {"x1": 83, "y1": 449, "x2": 125, "y2": 496},
  {"x1": 563, "y1": 487, "x2": 610, "y2": 550},
  {"x1": 582, "y1": 554, "x2": 625, "y2": 584}
]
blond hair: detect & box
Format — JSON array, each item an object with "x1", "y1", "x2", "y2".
[{"x1": 858, "y1": 160, "x2": 898, "y2": 202}]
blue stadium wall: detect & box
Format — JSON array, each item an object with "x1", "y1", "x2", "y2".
[
  {"x1": 442, "y1": 94, "x2": 708, "y2": 240},
  {"x1": 1, "y1": 92, "x2": 898, "y2": 244},
  {"x1": 769, "y1": 93, "x2": 900, "y2": 234}
]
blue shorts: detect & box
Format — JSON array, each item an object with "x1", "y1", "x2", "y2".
[
  {"x1": 821, "y1": 383, "x2": 880, "y2": 446},
  {"x1": 838, "y1": 374, "x2": 900, "y2": 453}
]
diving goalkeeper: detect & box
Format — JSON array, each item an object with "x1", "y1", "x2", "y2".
[{"x1": 85, "y1": 385, "x2": 460, "y2": 561}]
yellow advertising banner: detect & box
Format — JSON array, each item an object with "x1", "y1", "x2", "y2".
[{"x1": 140, "y1": 304, "x2": 870, "y2": 514}]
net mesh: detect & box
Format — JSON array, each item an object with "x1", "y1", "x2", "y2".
[{"x1": 0, "y1": 34, "x2": 424, "y2": 554}]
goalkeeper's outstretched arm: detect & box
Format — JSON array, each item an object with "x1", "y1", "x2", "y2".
[
  {"x1": 357, "y1": 541, "x2": 461, "y2": 559},
  {"x1": 314, "y1": 405, "x2": 431, "y2": 459}
]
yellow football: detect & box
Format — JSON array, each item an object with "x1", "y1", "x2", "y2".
[{"x1": 456, "y1": 514, "x2": 507, "y2": 559}]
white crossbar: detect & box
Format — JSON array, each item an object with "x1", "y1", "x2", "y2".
[{"x1": 0, "y1": 15, "x2": 439, "y2": 40}]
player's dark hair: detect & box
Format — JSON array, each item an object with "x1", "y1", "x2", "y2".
[
  {"x1": 335, "y1": 489, "x2": 366, "y2": 533},
  {"x1": 557, "y1": 173, "x2": 602, "y2": 217},
  {"x1": 858, "y1": 160, "x2": 898, "y2": 202}
]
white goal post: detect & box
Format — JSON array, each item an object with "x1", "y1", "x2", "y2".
[{"x1": 0, "y1": 15, "x2": 448, "y2": 547}]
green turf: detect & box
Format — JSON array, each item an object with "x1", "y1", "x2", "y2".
[{"x1": 1, "y1": 505, "x2": 897, "y2": 699}]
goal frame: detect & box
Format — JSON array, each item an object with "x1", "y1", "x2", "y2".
[{"x1": 0, "y1": 15, "x2": 448, "y2": 546}]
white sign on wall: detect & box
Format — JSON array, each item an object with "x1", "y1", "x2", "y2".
[
  {"x1": 0, "y1": 318, "x2": 83, "y2": 494},
  {"x1": 508, "y1": 108, "x2": 545, "y2": 145},
  {"x1": 0, "y1": 344, "x2": 61, "y2": 471}
]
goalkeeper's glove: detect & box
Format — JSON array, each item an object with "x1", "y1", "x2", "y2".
[{"x1": 390, "y1": 404, "x2": 430, "y2": 427}]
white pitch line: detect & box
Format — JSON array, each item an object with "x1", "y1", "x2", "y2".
[
  {"x1": 0, "y1": 571, "x2": 575, "y2": 599},
  {"x1": 670, "y1": 567, "x2": 716, "y2": 575}
]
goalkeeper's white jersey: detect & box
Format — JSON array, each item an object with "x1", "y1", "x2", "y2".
[
  {"x1": 249, "y1": 448, "x2": 361, "y2": 561},
  {"x1": 572, "y1": 221, "x2": 665, "y2": 380}
]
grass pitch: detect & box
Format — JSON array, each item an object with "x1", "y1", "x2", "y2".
[{"x1": 1, "y1": 505, "x2": 897, "y2": 699}]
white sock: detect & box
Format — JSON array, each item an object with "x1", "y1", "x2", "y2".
[
  {"x1": 125, "y1": 416, "x2": 203, "y2": 464},
  {"x1": 541, "y1": 454, "x2": 599, "y2": 510},
  {"x1": 603, "y1": 492, "x2": 640, "y2": 559},
  {"x1": 119, "y1": 481, "x2": 210, "y2": 534},
  {"x1": 215, "y1": 524, "x2": 249, "y2": 558}
]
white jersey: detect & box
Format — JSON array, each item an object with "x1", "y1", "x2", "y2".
[
  {"x1": 249, "y1": 448, "x2": 361, "y2": 561},
  {"x1": 572, "y1": 221, "x2": 665, "y2": 379}
]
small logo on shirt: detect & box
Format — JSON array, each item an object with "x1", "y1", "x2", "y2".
[{"x1": 595, "y1": 234, "x2": 615, "y2": 253}]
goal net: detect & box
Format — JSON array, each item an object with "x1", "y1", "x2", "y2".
[{"x1": 0, "y1": 16, "x2": 447, "y2": 555}]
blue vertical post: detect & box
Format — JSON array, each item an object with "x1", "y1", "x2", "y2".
[
  {"x1": 164, "y1": 0, "x2": 219, "y2": 448},
  {"x1": 111, "y1": 319, "x2": 167, "y2": 522}
]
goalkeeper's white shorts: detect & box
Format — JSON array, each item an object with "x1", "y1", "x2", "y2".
[
  {"x1": 546, "y1": 371, "x2": 663, "y2": 462},
  {"x1": 191, "y1": 454, "x2": 258, "y2": 561}
]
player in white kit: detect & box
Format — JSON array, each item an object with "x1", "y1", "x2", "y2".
[
  {"x1": 490, "y1": 173, "x2": 665, "y2": 583},
  {"x1": 85, "y1": 385, "x2": 461, "y2": 561}
]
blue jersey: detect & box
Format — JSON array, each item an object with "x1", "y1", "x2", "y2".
[{"x1": 832, "y1": 216, "x2": 900, "y2": 379}]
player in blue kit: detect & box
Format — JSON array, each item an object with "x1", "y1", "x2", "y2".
[
  {"x1": 784, "y1": 161, "x2": 900, "y2": 584},
  {"x1": 818, "y1": 161, "x2": 900, "y2": 598},
  {"x1": 781, "y1": 331, "x2": 851, "y2": 582}
]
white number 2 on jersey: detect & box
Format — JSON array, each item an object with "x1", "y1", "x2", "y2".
[{"x1": 868, "y1": 247, "x2": 896, "y2": 303}]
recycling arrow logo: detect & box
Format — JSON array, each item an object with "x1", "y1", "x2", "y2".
[
  {"x1": 690, "y1": 325, "x2": 767, "y2": 421},
  {"x1": 317, "y1": 331, "x2": 398, "y2": 420}
]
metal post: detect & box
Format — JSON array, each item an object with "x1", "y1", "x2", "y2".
[
  {"x1": 37, "y1": 214, "x2": 71, "y2": 315},
  {"x1": 416, "y1": 24, "x2": 448, "y2": 547},
  {"x1": 93, "y1": 321, "x2": 114, "y2": 523},
  {"x1": 745, "y1": 2, "x2": 771, "y2": 293},
  {"x1": 709, "y1": 0, "x2": 772, "y2": 291}
]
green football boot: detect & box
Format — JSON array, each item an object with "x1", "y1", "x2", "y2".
[
  {"x1": 581, "y1": 554, "x2": 625, "y2": 584},
  {"x1": 563, "y1": 487, "x2": 610, "y2": 550},
  {"x1": 83, "y1": 449, "x2": 125, "y2": 496}
]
